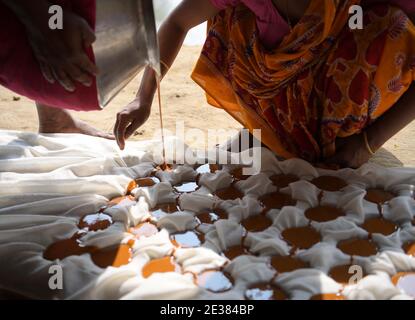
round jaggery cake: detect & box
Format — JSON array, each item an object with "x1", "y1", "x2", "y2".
[
  {"x1": 269, "y1": 174, "x2": 299, "y2": 189},
  {"x1": 91, "y1": 244, "x2": 132, "y2": 268},
  {"x1": 259, "y1": 192, "x2": 296, "y2": 211},
  {"x1": 361, "y1": 217, "x2": 398, "y2": 236},
  {"x1": 281, "y1": 226, "x2": 321, "y2": 251},
  {"x1": 245, "y1": 283, "x2": 288, "y2": 300},
  {"x1": 270, "y1": 255, "x2": 309, "y2": 274},
  {"x1": 310, "y1": 176, "x2": 348, "y2": 192},
  {"x1": 329, "y1": 264, "x2": 366, "y2": 285},
  {"x1": 215, "y1": 185, "x2": 244, "y2": 201},
  {"x1": 305, "y1": 205, "x2": 345, "y2": 222},
  {"x1": 337, "y1": 238, "x2": 378, "y2": 257},
  {"x1": 241, "y1": 214, "x2": 273, "y2": 232},
  {"x1": 222, "y1": 244, "x2": 250, "y2": 260},
  {"x1": 364, "y1": 188, "x2": 396, "y2": 204},
  {"x1": 44, "y1": 233, "x2": 95, "y2": 261},
  {"x1": 142, "y1": 256, "x2": 180, "y2": 278}
]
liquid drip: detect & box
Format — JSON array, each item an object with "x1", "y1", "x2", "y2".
[
  {"x1": 391, "y1": 272, "x2": 415, "y2": 298},
  {"x1": 281, "y1": 226, "x2": 321, "y2": 251},
  {"x1": 310, "y1": 293, "x2": 345, "y2": 300},
  {"x1": 361, "y1": 217, "x2": 398, "y2": 236},
  {"x1": 270, "y1": 255, "x2": 309, "y2": 274},
  {"x1": 311, "y1": 176, "x2": 348, "y2": 192},
  {"x1": 129, "y1": 222, "x2": 159, "y2": 239},
  {"x1": 215, "y1": 185, "x2": 244, "y2": 201},
  {"x1": 196, "y1": 164, "x2": 220, "y2": 174},
  {"x1": 78, "y1": 213, "x2": 113, "y2": 231},
  {"x1": 222, "y1": 245, "x2": 249, "y2": 260},
  {"x1": 142, "y1": 256, "x2": 180, "y2": 278},
  {"x1": 305, "y1": 206, "x2": 345, "y2": 223},
  {"x1": 241, "y1": 214, "x2": 272, "y2": 232},
  {"x1": 151, "y1": 203, "x2": 180, "y2": 219},
  {"x1": 44, "y1": 233, "x2": 95, "y2": 261},
  {"x1": 196, "y1": 270, "x2": 233, "y2": 293},
  {"x1": 245, "y1": 283, "x2": 288, "y2": 300},
  {"x1": 364, "y1": 189, "x2": 395, "y2": 204},
  {"x1": 171, "y1": 231, "x2": 204, "y2": 248},
  {"x1": 91, "y1": 244, "x2": 132, "y2": 268},
  {"x1": 270, "y1": 174, "x2": 299, "y2": 189},
  {"x1": 403, "y1": 241, "x2": 415, "y2": 256},
  {"x1": 196, "y1": 209, "x2": 228, "y2": 225},
  {"x1": 337, "y1": 238, "x2": 378, "y2": 257},
  {"x1": 329, "y1": 264, "x2": 365, "y2": 284},
  {"x1": 156, "y1": 76, "x2": 167, "y2": 168},
  {"x1": 174, "y1": 182, "x2": 199, "y2": 193},
  {"x1": 259, "y1": 192, "x2": 296, "y2": 211}
]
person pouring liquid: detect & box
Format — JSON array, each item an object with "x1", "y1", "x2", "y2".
[
  {"x1": 115, "y1": 0, "x2": 415, "y2": 168},
  {"x1": 0, "y1": 0, "x2": 157, "y2": 143}
]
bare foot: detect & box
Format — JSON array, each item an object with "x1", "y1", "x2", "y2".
[{"x1": 36, "y1": 103, "x2": 114, "y2": 140}]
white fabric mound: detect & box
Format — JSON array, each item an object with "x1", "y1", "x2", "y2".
[{"x1": 0, "y1": 130, "x2": 414, "y2": 300}]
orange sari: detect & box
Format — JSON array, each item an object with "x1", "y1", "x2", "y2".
[{"x1": 191, "y1": 0, "x2": 415, "y2": 162}]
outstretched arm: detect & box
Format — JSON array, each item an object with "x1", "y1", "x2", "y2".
[
  {"x1": 367, "y1": 83, "x2": 415, "y2": 151},
  {"x1": 114, "y1": 0, "x2": 220, "y2": 150},
  {"x1": 2, "y1": 0, "x2": 97, "y2": 91}
]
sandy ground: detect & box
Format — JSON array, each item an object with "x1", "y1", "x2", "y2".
[{"x1": 0, "y1": 46, "x2": 414, "y2": 167}]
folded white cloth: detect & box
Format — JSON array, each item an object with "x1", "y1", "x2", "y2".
[{"x1": 0, "y1": 130, "x2": 414, "y2": 300}]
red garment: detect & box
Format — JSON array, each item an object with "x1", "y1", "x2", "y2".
[{"x1": 0, "y1": 0, "x2": 100, "y2": 111}]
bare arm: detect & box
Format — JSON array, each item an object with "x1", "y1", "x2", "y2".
[
  {"x1": 368, "y1": 83, "x2": 415, "y2": 151},
  {"x1": 2, "y1": 0, "x2": 97, "y2": 91},
  {"x1": 114, "y1": 0, "x2": 220, "y2": 150},
  {"x1": 327, "y1": 83, "x2": 415, "y2": 168}
]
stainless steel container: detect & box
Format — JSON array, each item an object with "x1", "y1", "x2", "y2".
[{"x1": 93, "y1": 0, "x2": 160, "y2": 108}]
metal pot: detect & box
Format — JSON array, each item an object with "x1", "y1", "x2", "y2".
[{"x1": 93, "y1": 0, "x2": 160, "y2": 108}]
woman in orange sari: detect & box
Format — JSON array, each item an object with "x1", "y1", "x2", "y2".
[{"x1": 115, "y1": 0, "x2": 415, "y2": 168}]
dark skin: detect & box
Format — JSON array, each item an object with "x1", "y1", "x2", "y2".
[
  {"x1": 3, "y1": 0, "x2": 414, "y2": 167},
  {"x1": 114, "y1": 0, "x2": 415, "y2": 169}
]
